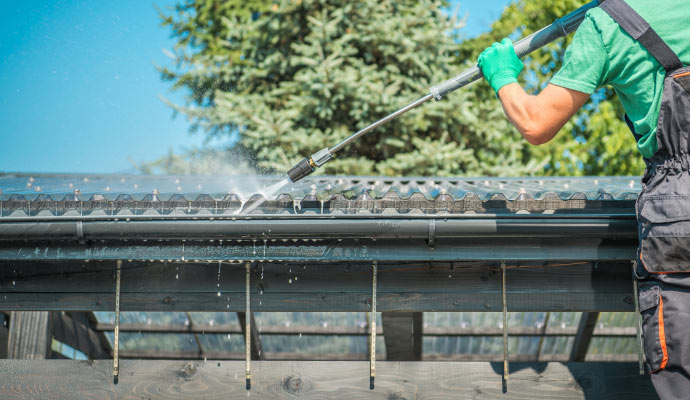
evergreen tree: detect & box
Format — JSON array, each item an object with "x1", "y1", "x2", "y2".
[
  {"x1": 159, "y1": 0, "x2": 644, "y2": 177},
  {"x1": 159, "y1": 0, "x2": 539, "y2": 177}
]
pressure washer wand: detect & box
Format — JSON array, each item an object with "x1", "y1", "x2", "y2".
[{"x1": 286, "y1": 0, "x2": 602, "y2": 183}]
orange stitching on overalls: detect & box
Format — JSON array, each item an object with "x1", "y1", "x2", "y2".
[
  {"x1": 650, "y1": 294, "x2": 669, "y2": 373},
  {"x1": 674, "y1": 71, "x2": 690, "y2": 78}
]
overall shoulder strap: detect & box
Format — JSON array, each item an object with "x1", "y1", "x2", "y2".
[{"x1": 600, "y1": 0, "x2": 683, "y2": 72}]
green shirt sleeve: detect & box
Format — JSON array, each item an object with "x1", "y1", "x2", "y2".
[{"x1": 550, "y1": 13, "x2": 609, "y2": 94}]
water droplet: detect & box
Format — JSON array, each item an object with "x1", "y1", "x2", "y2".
[
  {"x1": 217, "y1": 291, "x2": 221, "y2": 297},
  {"x1": 288, "y1": 279, "x2": 292, "y2": 284},
  {"x1": 12, "y1": 281, "x2": 15, "y2": 286},
  {"x1": 299, "y1": 332, "x2": 302, "y2": 338},
  {"x1": 176, "y1": 274, "x2": 179, "y2": 279}
]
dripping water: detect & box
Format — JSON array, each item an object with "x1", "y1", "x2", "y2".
[{"x1": 217, "y1": 261, "x2": 222, "y2": 297}]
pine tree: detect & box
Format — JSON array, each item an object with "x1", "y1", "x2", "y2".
[
  {"x1": 159, "y1": 0, "x2": 540, "y2": 177},
  {"x1": 160, "y1": 0, "x2": 644, "y2": 177}
]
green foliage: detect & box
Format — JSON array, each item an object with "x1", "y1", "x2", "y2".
[{"x1": 158, "y1": 0, "x2": 645, "y2": 177}]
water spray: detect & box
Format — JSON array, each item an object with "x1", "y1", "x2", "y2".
[{"x1": 286, "y1": 0, "x2": 602, "y2": 183}]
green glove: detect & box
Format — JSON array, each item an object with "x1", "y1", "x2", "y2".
[{"x1": 477, "y1": 38, "x2": 524, "y2": 94}]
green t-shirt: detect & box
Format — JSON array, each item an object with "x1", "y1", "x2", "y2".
[{"x1": 550, "y1": 0, "x2": 690, "y2": 158}]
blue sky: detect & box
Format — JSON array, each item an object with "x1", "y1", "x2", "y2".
[{"x1": 0, "y1": 0, "x2": 510, "y2": 174}]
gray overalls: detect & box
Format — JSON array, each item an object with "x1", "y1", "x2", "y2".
[{"x1": 601, "y1": 1, "x2": 690, "y2": 398}]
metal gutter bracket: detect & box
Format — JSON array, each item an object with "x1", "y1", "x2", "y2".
[
  {"x1": 502, "y1": 261, "x2": 509, "y2": 393},
  {"x1": 113, "y1": 260, "x2": 121, "y2": 384},
  {"x1": 427, "y1": 219, "x2": 436, "y2": 249},
  {"x1": 370, "y1": 261, "x2": 377, "y2": 390},
  {"x1": 76, "y1": 221, "x2": 85, "y2": 245},
  {"x1": 245, "y1": 262, "x2": 252, "y2": 390}
]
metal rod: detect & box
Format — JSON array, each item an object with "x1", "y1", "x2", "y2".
[
  {"x1": 245, "y1": 262, "x2": 251, "y2": 390},
  {"x1": 330, "y1": 94, "x2": 433, "y2": 155},
  {"x1": 370, "y1": 261, "x2": 377, "y2": 390},
  {"x1": 502, "y1": 261, "x2": 509, "y2": 392},
  {"x1": 113, "y1": 259, "x2": 121, "y2": 384},
  {"x1": 632, "y1": 265, "x2": 645, "y2": 375}
]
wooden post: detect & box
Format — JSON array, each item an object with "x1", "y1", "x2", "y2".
[
  {"x1": 381, "y1": 312, "x2": 423, "y2": 361},
  {"x1": 570, "y1": 312, "x2": 600, "y2": 362},
  {"x1": 52, "y1": 312, "x2": 108, "y2": 359},
  {"x1": 0, "y1": 312, "x2": 9, "y2": 359},
  {"x1": 7, "y1": 311, "x2": 52, "y2": 359}
]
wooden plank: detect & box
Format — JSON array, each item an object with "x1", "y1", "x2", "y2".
[
  {"x1": 7, "y1": 312, "x2": 52, "y2": 359},
  {"x1": 382, "y1": 312, "x2": 422, "y2": 361},
  {"x1": 52, "y1": 312, "x2": 108, "y2": 359},
  {"x1": 0, "y1": 360, "x2": 657, "y2": 399},
  {"x1": 93, "y1": 323, "x2": 637, "y2": 337},
  {"x1": 0, "y1": 261, "x2": 636, "y2": 312},
  {"x1": 570, "y1": 312, "x2": 600, "y2": 362},
  {"x1": 237, "y1": 312, "x2": 264, "y2": 360}
]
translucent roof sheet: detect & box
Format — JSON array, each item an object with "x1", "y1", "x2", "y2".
[
  {"x1": 0, "y1": 173, "x2": 639, "y2": 217},
  {"x1": 92, "y1": 311, "x2": 637, "y2": 361}
]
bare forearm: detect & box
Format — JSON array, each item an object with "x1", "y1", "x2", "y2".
[
  {"x1": 498, "y1": 83, "x2": 558, "y2": 145},
  {"x1": 497, "y1": 83, "x2": 589, "y2": 146}
]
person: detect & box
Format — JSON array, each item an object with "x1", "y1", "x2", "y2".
[{"x1": 477, "y1": 0, "x2": 690, "y2": 399}]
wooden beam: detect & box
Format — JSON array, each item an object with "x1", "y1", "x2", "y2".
[
  {"x1": 52, "y1": 312, "x2": 109, "y2": 359},
  {"x1": 7, "y1": 312, "x2": 52, "y2": 359},
  {"x1": 570, "y1": 312, "x2": 600, "y2": 362},
  {"x1": 237, "y1": 312, "x2": 264, "y2": 360},
  {"x1": 93, "y1": 322, "x2": 637, "y2": 337},
  {"x1": 0, "y1": 360, "x2": 656, "y2": 399},
  {"x1": 0, "y1": 261, "x2": 636, "y2": 312},
  {"x1": 112, "y1": 350, "x2": 640, "y2": 363},
  {"x1": 381, "y1": 312, "x2": 422, "y2": 361},
  {"x1": 80, "y1": 312, "x2": 113, "y2": 355}
]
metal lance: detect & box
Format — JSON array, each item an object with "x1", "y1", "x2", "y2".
[{"x1": 286, "y1": 0, "x2": 602, "y2": 182}]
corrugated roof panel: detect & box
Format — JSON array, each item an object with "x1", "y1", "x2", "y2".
[{"x1": 0, "y1": 173, "x2": 639, "y2": 217}]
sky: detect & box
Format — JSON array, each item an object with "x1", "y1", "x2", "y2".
[{"x1": 0, "y1": 0, "x2": 511, "y2": 174}]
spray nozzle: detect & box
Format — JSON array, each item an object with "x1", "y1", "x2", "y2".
[
  {"x1": 287, "y1": 158, "x2": 315, "y2": 183},
  {"x1": 286, "y1": 147, "x2": 334, "y2": 183}
]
